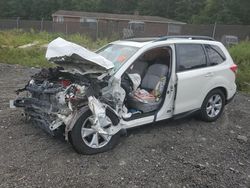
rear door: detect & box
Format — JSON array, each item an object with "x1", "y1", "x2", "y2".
[{"x1": 174, "y1": 43, "x2": 212, "y2": 114}]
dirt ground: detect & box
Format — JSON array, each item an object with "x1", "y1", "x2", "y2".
[{"x1": 0, "y1": 63, "x2": 250, "y2": 188}]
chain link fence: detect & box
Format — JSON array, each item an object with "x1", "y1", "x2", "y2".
[{"x1": 0, "y1": 18, "x2": 250, "y2": 42}]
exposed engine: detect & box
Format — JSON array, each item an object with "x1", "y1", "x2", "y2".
[
  {"x1": 14, "y1": 67, "x2": 115, "y2": 136},
  {"x1": 12, "y1": 37, "x2": 129, "y2": 142}
]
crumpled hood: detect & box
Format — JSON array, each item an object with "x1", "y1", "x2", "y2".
[{"x1": 45, "y1": 37, "x2": 114, "y2": 73}]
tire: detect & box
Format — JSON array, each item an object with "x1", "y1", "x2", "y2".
[
  {"x1": 200, "y1": 89, "x2": 226, "y2": 122},
  {"x1": 70, "y1": 109, "x2": 120, "y2": 155}
]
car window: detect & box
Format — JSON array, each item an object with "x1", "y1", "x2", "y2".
[
  {"x1": 97, "y1": 44, "x2": 139, "y2": 72},
  {"x1": 176, "y1": 44, "x2": 207, "y2": 72},
  {"x1": 205, "y1": 45, "x2": 226, "y2": 65}
]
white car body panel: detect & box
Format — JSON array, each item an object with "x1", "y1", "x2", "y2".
[
  {"x1": 46, "y1": 37, "x2": 114, "y2": 70},
  {"x1": 121, "y1": 115, "x2": 155, "y2": 129},
  {"x1": 174, "y1": 64, "x2": 230, "y2": 114},
  {"x1": 111, "y1": 40, "x2": 152, "y2": 48}
]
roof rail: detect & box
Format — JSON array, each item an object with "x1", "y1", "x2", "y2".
[{"x1": 154, "y1": 35, "x2": 215, "y2": 42}]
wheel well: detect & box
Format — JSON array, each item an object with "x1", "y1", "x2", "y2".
[
  {"x1": 211, "y1": 87, "x2": 227, "y2": 99},
  {"x1": 200, "y1": 87, "x2": 228, "y2": 109}
]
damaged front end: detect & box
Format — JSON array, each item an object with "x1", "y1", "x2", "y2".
[{"x1": 12, "y1": 38, "x2": 125, "y2": 140}]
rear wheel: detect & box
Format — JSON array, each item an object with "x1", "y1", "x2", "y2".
[
  {"x1": 200, "y1": 89, "x2": 225, "y2": 122},
  {"x1": 70, "y1": 109, "x2": 120, "y2": 155}
]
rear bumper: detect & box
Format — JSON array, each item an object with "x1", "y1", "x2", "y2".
[{"x1": 226, "y1": 92, "x2": 236, "y2": 105}]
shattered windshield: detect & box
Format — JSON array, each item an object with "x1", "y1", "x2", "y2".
[{"x1": 97, "y1": 44, "x2": 139, "y2": 73}]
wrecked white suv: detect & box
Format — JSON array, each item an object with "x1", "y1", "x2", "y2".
[{"x1": 12, "y1": 36, "x2": 237, "y2": 154}]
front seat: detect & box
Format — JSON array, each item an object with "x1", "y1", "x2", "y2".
[
  {"x1": 128, "y1": 60, "x2": 148, "y2": 78},
  {"x1": 127, "y1": 64, "x2": 169, "y2": 113},
  {"x1": 122, "y1": 60, "x2": 148, "y2": 95}
]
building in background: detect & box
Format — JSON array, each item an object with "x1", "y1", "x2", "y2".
[
  {"x1": 1, "y1": 11, "x2": 248, "y2": 41},
  {"x1": 52, "y1": 10, "x2": 185, "y2": 38}
]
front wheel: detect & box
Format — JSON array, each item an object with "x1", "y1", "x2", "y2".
[
  {"x1": 70, "y1": 109, "x2": 120, "y2": 155},
  {"x1": 200, "y1": 89, "x2": 226, "y2": 122}
]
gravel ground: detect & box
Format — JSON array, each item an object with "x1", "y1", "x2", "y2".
[{"x1": 0, "y1": 63, "x2": 250, "y2": 188}]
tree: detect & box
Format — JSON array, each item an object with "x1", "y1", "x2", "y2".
[
  {"x1": 0, "y1": 0, "x2": 250, "y2": 24},
  {"x1": 137, "y1": 0, "x2": 177, "y2": 18},
  {"x1": 174, "y1": 0, "x2": 206, "y2": 23},
  {"x1": 192, "y1": 0, "x2": 244, "y2": 24},
  {"x1": 72, "y1": 0, "x2": 99, "y2": 12},
  {"x1": 97, "y1": 0, "x2": 138, "y2": 14}
]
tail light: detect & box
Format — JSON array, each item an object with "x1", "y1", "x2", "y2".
[{"x1": 230, "y1": 64, "x2": 238, "y2": 74}]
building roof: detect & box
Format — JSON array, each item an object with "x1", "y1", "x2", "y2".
[{"x1": 52, "y1": 10, "x2": 185, "y2": 24}]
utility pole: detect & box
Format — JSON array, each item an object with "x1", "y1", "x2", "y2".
[
  {"x1": 41, "y1": 18, "x2": 44, "y2": 32},
  {"x1": 212, "y1": 22, "x2": 217, "y2": 38},
  {"x1": 65, "y1": 22, "x2": 68, "y2": 35},
  {"x1": 16, "y1": 17, "x2": 20, "y2": 29},
  {"x1": 96, "y1": 19, "x2": 99, "y2": 39}
]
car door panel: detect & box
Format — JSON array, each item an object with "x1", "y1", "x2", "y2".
[
  {"x1": 174, "y1": 66, "x2": 217, "y2": 114},
  {"x1": 174, "y1": 44, "x2": 210, "y2": 115}
]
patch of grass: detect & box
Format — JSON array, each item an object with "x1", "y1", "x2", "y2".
[
  {"x1": 0, "y1": 29, "x2": 114, "y2": 67},
  {"x1": 0, "y1": 47, "x2": 51, "y2": 67},
  {"x1": 229, "y1": 42, "x2": 250, "y2": 94},
  {"x1": 0, "y1": 29, "x2": 49, "y2": 47}
]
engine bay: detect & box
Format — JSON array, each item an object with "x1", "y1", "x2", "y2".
[{"x1": 14, "y1": 65, "x2": 126, "y2": 138}]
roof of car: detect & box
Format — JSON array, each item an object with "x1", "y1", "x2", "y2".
[
  {"x1": 113, "y1": 36, "x2": 219, "y2": 48},
  {"x1": 111, "y1": 40, "x2": 153, "y2": 48},
  {"x1": 124, "y1": 38, "x2": 160, "y2": 42}
]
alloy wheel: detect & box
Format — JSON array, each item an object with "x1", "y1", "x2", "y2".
[
  {"x1": 206, "y1": 94, "x2": 223, "y2": 118},
  {"x1": 81, "y1": 116, "x2": 112, "y2": 149}
]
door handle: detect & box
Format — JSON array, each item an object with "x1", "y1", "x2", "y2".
[
  {"x1": 204, "y1": 72, "x2": 214, "y2": 77},
  {"x1": 170, "y1": 85, "x2": 174, "y2": 91}
]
